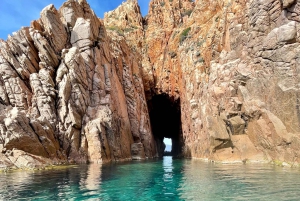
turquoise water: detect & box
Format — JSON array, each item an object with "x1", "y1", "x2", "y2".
[{"x1": 1, "y1": 157, "x2": 300, "y2": 200}]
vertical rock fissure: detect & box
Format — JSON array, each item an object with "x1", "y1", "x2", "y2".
[{"x1": 148, "y1": 93, "x2": 183, "y2": 157}]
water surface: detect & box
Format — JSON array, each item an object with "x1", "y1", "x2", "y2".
[{"x1": 0, "y1": 157, "x2": 300, "y2": 200}]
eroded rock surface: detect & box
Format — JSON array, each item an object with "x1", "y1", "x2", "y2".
[
  {"x1": 104, "y1": 0, "x2": 300, "y2": 166},
  {"x1": 1, "y1": 0, "x2": 300, "y2": 169},
  {"x1": 0, "y1": 0, "x2": 156, "y2": 170}
]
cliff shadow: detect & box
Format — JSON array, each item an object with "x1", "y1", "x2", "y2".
[{"x1": 148, "y1": 94, "x2": 183, "y2": 157}]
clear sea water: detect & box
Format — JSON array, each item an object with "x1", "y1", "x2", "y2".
[{"x1": 1, "y1": 156, "x2": 300, "y2": 200}]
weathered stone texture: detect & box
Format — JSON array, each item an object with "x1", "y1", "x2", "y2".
[
  {"x1": 1, "y1": 0, "x2": 300, "y2": 169},
  {"x1": 106, "y1": 0, "x2": 300, "y2": 166},
  {"x1": 131, "y1": 0, "x2": 300, "y2": 166},
  {"x1": 0, "y1": 0, "x2": 157, "y2": 170}
]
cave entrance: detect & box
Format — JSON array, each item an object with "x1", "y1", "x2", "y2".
[{"x1": 148, "y1": 94, "x2": 183, "y2": 157}]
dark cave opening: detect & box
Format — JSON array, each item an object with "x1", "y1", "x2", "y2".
[{"x1": 148, "y1": 94, "x2": 183, "y2": 157}]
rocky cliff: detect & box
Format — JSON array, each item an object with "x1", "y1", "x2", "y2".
[
  {"x1": 0, "y1": 0, "x2": 157, "y2": 170},
  {"x1": 105, "y1": 0, "x2": 300, "y2": 166},
  {"x1": 1, "y1": 0, "x2": 300, "y2": 170}
]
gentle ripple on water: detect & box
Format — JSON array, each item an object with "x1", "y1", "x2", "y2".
[{"x1": 0, "y1": 157, "x2": 300, "y2": 200}]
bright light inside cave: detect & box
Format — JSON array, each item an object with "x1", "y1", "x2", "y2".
[{"x1": 164, "y1": 138, "x2": 172, "y2": 152}]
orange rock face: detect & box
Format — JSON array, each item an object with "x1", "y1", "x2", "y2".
[
  {"x1": 105, "y1": 0, "x2": 300, "y2": 165},
  {"x1": 1, "y1": 0, "x2": 300, "y2": 169}
]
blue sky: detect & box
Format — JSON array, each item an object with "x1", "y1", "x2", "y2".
[{"x1": 0, "y1": 0, "x2": 150, "y2": 40}]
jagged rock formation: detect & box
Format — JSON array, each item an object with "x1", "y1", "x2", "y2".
[
  {"x1": 0, "y1": 0, "x2": 156, "y2": 170},
  {"x1": 105, "y1": 0, "x2": 300, "y2": 166},
  {"x1": 0, "y1": 0, "x2": 300, "y2": 169}
]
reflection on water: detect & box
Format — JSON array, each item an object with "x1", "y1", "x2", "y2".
[
  {"x1": 179, "y1": 160, "x2": 300, "y2": 201},
  {"x1": 80, "y1": 164, "x2": 102, "y2": 198},
  {"x1": 0, "y1": 157, "x2": 300, "y2": 200}
]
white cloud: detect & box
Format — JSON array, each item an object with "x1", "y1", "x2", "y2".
[{"x1": 164, "y1": 138, "x2": 172, "y2": 145}]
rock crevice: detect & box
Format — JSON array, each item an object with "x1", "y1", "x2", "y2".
[{"x1": 1, "y1": 0, "x2": 300, "y2": 169}]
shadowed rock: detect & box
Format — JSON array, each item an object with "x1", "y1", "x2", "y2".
[{"x1": 1, "y1": 0, "x2": 300, "y2": 169}]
